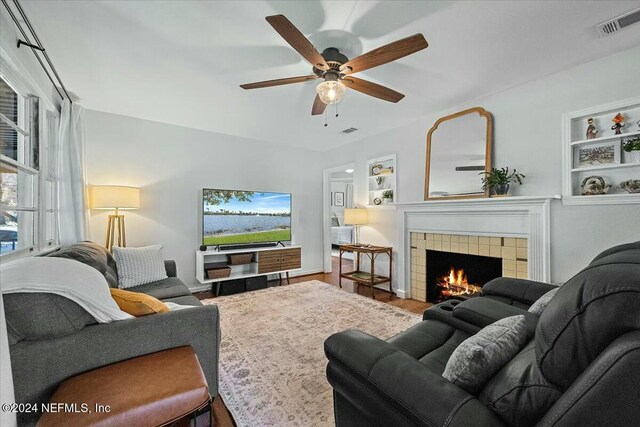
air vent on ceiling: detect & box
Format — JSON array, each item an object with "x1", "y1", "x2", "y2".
[
  {"x1": 341, "y1": 127, "x2": 358, "y2": 134},
  {"x1": 596, "y1": 7, "x2": 640, "y2": 37}
]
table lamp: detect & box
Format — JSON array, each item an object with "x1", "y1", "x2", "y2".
[
  {"x1": 90, "y1": 185, "x2": 140, "y2": 251},
  {"x1": 344, "y1": 208, "x2": 368, "y2": 245}
]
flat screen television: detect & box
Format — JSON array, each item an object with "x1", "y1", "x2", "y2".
[{"x1": 202, "y1": 189, "x2": 291, "y2": 246}]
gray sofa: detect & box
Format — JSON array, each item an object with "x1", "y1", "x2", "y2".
[{"x1": 3, "y1": 242, "x2": 220, "y2": 426}]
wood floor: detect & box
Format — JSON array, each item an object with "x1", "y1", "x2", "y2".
[{"x1": 192, "y1": 256, "x2": 430, "y2": 426}]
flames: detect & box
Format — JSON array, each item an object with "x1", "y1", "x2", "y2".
[{"x1": 437, "y1": 267, "x2": 482, "y2": 297}]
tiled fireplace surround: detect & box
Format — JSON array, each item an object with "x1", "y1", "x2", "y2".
[
  {"x1": 410, "y1": 233, "x2": 528, "y2": 302},
  {"x1": 395, "y1": 196, "x2": 558, "y2": 301}
]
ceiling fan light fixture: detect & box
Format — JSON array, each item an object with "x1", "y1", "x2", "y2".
[{"x1": 316, "y1": 80, "x2": 346, "y2": 105}]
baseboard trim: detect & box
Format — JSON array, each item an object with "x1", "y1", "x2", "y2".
[{"x1": 395, "y1": 289, "x2": 408, "y2": 299}]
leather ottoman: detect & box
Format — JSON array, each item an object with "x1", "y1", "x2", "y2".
[{"x1": 37, "y1": 346, "x2": 211, "y2": 427}]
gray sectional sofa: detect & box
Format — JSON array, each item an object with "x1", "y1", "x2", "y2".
[{"x1": 3, "y1": 242, "x2": 219, "y2": 426}]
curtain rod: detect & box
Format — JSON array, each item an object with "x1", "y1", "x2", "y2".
[{"x1": 1, "y1": 0, "x2": 71, "y2": 103}]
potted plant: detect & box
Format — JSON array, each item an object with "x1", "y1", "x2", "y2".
[
  {"x1": 382, "y1": 189, "x2": 394, "y2": 204},
  {"x1": 622, "y1": 136, "x2": 640, "y2": 163},
  {"x1": 480, "y1": 167, "x2": 525, "y2": 196},
  {"x1": 375, "y1": 176, "x2": 385, "y2": 189}
]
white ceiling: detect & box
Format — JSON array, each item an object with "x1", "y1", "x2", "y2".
[{"x1": 19, "y1": 1, "x2": 640, "y2": 151}]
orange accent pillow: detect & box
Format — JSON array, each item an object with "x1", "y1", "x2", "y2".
[{"x1": 110, "y1": 288, "x2": 170, "y2": 316}]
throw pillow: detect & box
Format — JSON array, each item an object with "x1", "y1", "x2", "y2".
[
  {"x1": 112, "y1": 244, "x2": 168, "y2": 289},
  {"x1": 528, "y1": 287, "x2": 559, "y2": 316},
  {"x1": 110, "y1": 288, "x2": 169, "y2": 316},
  {"x1": 442, "y1": 315, "x2": 528, "y2": 394}
]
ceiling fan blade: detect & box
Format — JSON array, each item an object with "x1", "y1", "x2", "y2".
[
  {"x1": 266, "y1": 15, "x2": 329, "y2": 70},
  {"x1": 311, "y1": 94, "x2": 327, "y2": 115},
  {"x1": 240, "y1": 75, "x2": 317, "y2": 90},
  {"x1": 340, "y1": 34, "x2": 428, "y2": 74},
  {"x1": 342, "y1": 77, "x2": 405, "y2": 103}
]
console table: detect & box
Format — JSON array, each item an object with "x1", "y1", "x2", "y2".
[
  {"x1": 339, "y1": 244, "x2": 393, "y2": 299},
  {"x1": 196, "y1": 246, "x2": 302, "y2": 295}
]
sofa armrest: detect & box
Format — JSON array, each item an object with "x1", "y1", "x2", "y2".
[
  {"x1": 324, "y1": 330, "x2": 505, "y2": 427},
  {"x1": 164, "y1": 260, "x2": 177, "y2": 277},
  {"x1": 9, "y1": 305, "x2": 219, "y2": 426},
  {"x1": 482, "y1": 277, "x2": 557, "y2": 307}
]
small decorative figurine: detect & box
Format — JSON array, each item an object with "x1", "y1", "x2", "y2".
[
  {"x1": 586, "y1": 118, "x2": 598, "y2": 139},
  {"x1": 581, "y1": 176, "x2": 611, "y2": 196},
  {"x1": 611, "y1": 113, "x2": 625, "y2": 135}
]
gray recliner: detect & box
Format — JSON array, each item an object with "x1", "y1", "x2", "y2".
[{"x1": 324, "y1": 241, "x2": 640, "y2": 426}]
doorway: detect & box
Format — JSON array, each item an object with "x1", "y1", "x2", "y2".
[{"x1": 323, "y1": 163, "x2": 356, "y2": 273}]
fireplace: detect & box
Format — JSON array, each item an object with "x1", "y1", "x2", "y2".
[
  {"x1": 426, "y1": 250, "x2": 502, "y2": 303},
  {"x1": 398, "y1": 196, "x2": 556, "y2": 301},
  {"x1": 409, "y1": 233, "x2": 530, "y2": 303}
]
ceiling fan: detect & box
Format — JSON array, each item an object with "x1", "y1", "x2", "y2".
[{"x1": 240, "y1": 15, "x2": 429, "y2": 116}]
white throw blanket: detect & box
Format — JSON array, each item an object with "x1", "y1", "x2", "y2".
[{"x1": 0, "y1": 257, "x2": 132, "y2": 323}]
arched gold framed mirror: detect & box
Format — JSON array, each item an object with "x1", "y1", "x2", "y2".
[{"x1": 424, "y1": 107, "x2": 493, "y2": 200}]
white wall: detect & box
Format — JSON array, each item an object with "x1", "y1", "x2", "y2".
[
  {"x1": 321, "y1": 45, "x2": 640, "y2": 284},
  {"x1": 85, "y1": 111, "x2": 324, "y2": 290}
]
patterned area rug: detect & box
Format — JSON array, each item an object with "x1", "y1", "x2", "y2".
[{"x1": 202, "y1": 280, "x2": 421, "y2": 426}]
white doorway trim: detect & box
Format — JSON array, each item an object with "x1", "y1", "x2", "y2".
[{"x1": 323, "y1": 162, "x2": 356, "y2": 273}]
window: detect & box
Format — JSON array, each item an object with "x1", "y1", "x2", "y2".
[{"x1": 0, "y1": 74, "x2": 55, "y2": 256}]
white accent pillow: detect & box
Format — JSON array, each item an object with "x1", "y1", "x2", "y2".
[
  {"x1": 113, "y1": 245, "x2": 168, "y2": 289},
  {"x1": 0, "y1": 257, "x2": 132, "y2": 323}
]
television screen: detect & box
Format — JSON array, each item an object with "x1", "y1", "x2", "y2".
[{"x1": 203, "y1": 189, "x2": 291, "y2": 246}]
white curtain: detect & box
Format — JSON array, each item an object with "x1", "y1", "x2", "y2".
[
  {"x1": 0, "y1": 292, "x2": 16, "y2": 427},
  {"x1": 57, "y1": 99, "x2": 89, "y2": 244},
  {"x1": 345, "y1": 183, "x2": 354, "y2": 209}
]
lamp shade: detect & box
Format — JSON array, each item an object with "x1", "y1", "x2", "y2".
[
  {"x1": 90, "y1": 186, "x2": 140, "y2": 210},
  {"x1": 344, "y1": 208, "x2": 368, "y2": 225}
]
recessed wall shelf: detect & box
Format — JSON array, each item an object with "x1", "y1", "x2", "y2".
[
  {"x1": 367, "y1": 154, "x2": 397, "y2": 207},
  {"x1": 570, "y1": 130, "x2": 640, "y2": 146},
  {"x1": 562, "y1": 97, "x2": 640, "y2": 205}
]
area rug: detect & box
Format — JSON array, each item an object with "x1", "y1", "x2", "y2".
[{"x1": 202, "y1": 280, "x2": 421, "y2": 426}]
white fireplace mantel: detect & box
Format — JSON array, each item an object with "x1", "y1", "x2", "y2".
[{"x1": 394, "y1": 196, "x2": 561, "y2": 299}]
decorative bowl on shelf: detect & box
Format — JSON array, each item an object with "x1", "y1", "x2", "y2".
[
  {"x1": 580, "y1": 176, "x2": 611, "y2": 195},
  {"x1": 620, "y1": 179, "x2": 640, "y2": 193}
]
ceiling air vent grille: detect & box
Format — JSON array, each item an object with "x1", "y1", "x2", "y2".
[
  {"x1": 341, "y1": 127, "x2": 358, "y2": 134},
  {"x1": 596, "y1": 7, "x2": 640, "y2": 37}
]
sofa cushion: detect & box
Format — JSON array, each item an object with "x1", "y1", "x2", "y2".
[
  {"x1": 442, "y1": 315, "x2": 528, "y2": 394},
  {"x1": 113, "y1": 245, "x2": 168, "y2": 289},
  {"x1": 479, "y1": 341, "x2": 562, "y2": 427},
  {"x1": 535, "y1": 246, "x2": 640, "y2": 389},
  {"x1": 161, "y1": 295, "x2": 203, "y2": 307},
  {"x1": 3, "y1": 293, "x2": 97, "y2": 342},
  {"x1": 387, "y1": 320, "x2": 471, "y2": 375},
  {"x1": 110, "y1": 288, "x2": 170, "y2": 316},
  {"x1": 126, "y1": 277, "x2": 192, "y2": 300},
  {"x1": 45, "y1": 241, "x2": 119, "y2": 287}
]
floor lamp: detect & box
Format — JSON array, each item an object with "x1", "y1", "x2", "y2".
[
  {"x1": 90, "y1": 186, "x2": 140, "y2": 252},
  {"x1": 344, "y1": 208, "x2": 368, "y2": 245}
]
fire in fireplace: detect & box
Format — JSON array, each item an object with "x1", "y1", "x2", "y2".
[
  {"x1": 426, "y1": 250, "x2": 502, "y2": 303},
  {"x1": 436, "y1": 267, "x2": 482, "y2": 299}
]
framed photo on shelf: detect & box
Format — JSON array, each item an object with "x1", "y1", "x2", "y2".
[
  {"x1": 574, "y1": 141, "x2": 620, "y2": 168},
  {"x1": 334, "y1": 192, "x2": 344, "y2": 207}
]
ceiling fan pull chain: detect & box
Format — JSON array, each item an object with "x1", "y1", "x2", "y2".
[
  {"x1": 324, "y1": 109, "x2": 328, "y2": 127},
  {"x1": 335, "y1": 103, "x2": 339, "y2": 118}
]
